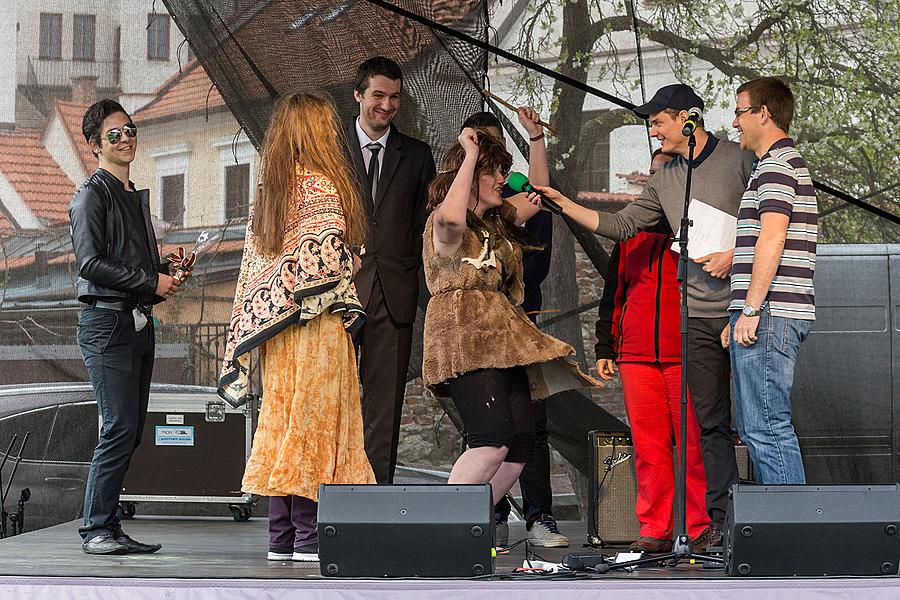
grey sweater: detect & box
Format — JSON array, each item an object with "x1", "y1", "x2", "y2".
[{"x1": 595, "y1": 135, "x2": 756, "y2": 317}]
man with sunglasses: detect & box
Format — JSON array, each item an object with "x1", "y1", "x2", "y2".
[
  {"x1": 725, "y1": 77, "x2": 816, "y2": 485},
  {"x1": 70, "y1": 99, "x2": 185, "y2": 555}
]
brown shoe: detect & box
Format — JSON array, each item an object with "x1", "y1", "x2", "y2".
[
  {"x1": 692, "y1": 526, "x2": 723, "y2": 552},
  {"x1": 628, "y1": 536, "x2": 673, "y2": 553}
]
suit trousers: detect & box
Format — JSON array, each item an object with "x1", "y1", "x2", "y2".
[
  {"x1": 686, "y1": 316, "x2": 739, "y2": 528},
  {"x1": 358, "y1": 276, "x2": 413, "y2": 483}
]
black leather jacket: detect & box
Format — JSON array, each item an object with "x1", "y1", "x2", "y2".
[{"x1": 69, "y1": 168, "x2": 167, "y2": 305}]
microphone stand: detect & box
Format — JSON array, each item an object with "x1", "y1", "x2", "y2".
[{"x1": 595, "y1": 132, "x2": 723, "y2": 573}]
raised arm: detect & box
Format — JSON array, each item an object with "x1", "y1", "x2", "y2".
[
  {"x1": 505, "y1": 106, "x2": 549, "y2": 225},
  {"x1": 432, "y1": 128, "x2": 479, "y2": 257}
]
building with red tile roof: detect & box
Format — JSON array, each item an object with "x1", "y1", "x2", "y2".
[
  {"x1": 0, "y1": 128, "x2": 75, "y2": 232},
  {"x1": 44, "y1": 100, "x2": 97, "y2": 184},
  {"x1": 133, "y1": 60, "x2": 227, "y2": 125}
]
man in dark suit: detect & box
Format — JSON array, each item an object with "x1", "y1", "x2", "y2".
[{"x1": 347, "y1": 56, "x2": 436, "y2": 484}]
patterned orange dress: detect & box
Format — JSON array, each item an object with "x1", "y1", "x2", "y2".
[{"x1": 219, "y1": 167, "x2": 375, "y2": 500}]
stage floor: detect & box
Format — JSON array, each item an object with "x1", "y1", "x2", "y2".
[{"x1": 1, "y1": 517, "x2": 898, "y2": 599}]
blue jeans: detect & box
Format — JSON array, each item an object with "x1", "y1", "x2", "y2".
[{"x1": 729, "y1": 308, "x2": 811, "y2": 485}]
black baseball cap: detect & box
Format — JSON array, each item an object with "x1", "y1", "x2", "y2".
[{"x1": 633, "y1": 84, "x2": 705, "y2": 119}]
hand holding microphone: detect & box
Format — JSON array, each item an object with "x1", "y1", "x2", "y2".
[{"x1": 507, "y1": 172, "x2": 564, "y2": 214}]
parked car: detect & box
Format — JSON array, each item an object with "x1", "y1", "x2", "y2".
[{"x1": 0, "y1": 383, "x2": 246, "y2": 534}]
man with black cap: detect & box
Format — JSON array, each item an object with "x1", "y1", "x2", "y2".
[{"x1": 529, "y1": 83, "x2": 756, "y2": 549}]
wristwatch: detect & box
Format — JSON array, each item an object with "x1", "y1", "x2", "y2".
[{"x1": 742, "y1": 304, "x2": 761, "y2": 317}]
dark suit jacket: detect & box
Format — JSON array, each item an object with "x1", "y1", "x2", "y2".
[{"x1": 346, "y1": 120, "x2": 436, "y2": 324}]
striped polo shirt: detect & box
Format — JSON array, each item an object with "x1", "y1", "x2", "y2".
[{"x1": 729, "y1": 138, "x2": 817, "y2": 320}]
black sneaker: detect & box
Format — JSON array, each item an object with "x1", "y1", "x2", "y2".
[
  {"x1": 292, "y1": 541, "x2": 319, "y2": 562},
  {"x1": 114, "y1": 532, "x2": 162, "y2": 554}
]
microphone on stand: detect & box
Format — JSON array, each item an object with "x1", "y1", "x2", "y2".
[
  {"x1": 681, "y1": 107, "x2": 703, "y2": 137},
  {"x1": 506, "y1": 172, "x2": 563, "y2": 215}
]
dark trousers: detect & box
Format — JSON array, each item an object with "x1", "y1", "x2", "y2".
[
  {"x1": 686, "y1": 316, "x2": 739, "y2": 528},
  {"x1": 268, "y1": 495, "x2": 317, "y2": 550},
  {"x1": 494, "y1": 400, "x2": 551, "y2": 526},
  {"x1": 77, "y1": 306, "x2": 154, "y2": 540},
  {"x1": 358, "y1": 277, "x2": 413, "y2": 484}
]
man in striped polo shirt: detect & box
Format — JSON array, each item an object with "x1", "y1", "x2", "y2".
[{"x1": 725, "y1": 77, "x2": 817, "y2": 485}]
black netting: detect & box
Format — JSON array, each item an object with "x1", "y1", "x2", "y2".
[{"x1": 163, "y1": 0, "x2": 488, "y2": 159}]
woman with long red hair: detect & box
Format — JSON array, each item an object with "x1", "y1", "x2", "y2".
[{"x1": 219, "y1": 93, "x2": 374, "y2": 562}]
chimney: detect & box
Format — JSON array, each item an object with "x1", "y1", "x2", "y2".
[
  {"x1": 72, "y1": 76, "x2": 98, "y2": 106},
  {"x1": 33, "y1": 250, "x2": 49, "y2": 277}
]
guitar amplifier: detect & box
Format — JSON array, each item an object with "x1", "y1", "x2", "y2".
[{"x1": 588, "y1": 431, "x2": 751, "y2": 545}]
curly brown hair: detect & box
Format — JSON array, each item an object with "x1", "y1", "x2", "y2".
[{"x1": 427, "y1": 128, "x2": 512, "y2": 212}]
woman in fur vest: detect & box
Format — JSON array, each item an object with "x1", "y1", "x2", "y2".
[
  {"x1": 218, "y1": 93, "x2": 375, "y2": 562},
  {"x1": 422, "y1": 127, "x2": 597, "y2": 513}
]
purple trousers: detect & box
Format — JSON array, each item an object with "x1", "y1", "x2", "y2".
[{"x1": 269, "y1": 495, "x2": 317, "y2": 550}]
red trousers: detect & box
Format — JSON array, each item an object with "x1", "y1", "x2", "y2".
[{"x1": 618, "y1": 362, "x2": 708, "y2": 539}]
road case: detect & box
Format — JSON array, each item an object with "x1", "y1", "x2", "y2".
[{"x1": 118, "y1": 385, "x2": 258, "y2": 521}]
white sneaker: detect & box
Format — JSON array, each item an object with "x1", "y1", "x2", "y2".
[
  {"x1": 292, "y1": 542, "x2": 319, "y2": 562},
  {"x1": 526, "y1": 514, "x2": 569, "y2": 548},
  {"x1": 267, "y1": 550, "x2": 293, "y2": 561}
]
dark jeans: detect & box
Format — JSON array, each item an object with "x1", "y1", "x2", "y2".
[
  {"x1": 494, "y1": 400, "x2": 551, "y2": 527},
  {"x1": 77, "y1": 306, "x2": 154, "y2": 540},
  {"x1": 686, "y1": 316, "x2": 738, "y2": 529}
]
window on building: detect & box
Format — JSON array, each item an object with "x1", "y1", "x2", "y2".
[
  {"x1": 147, "y1": 13, "x2": 170, "y2": 60},
  {"x1": 577, "y1": 112, "x2": 612, "y2": 193},
  {"x1": 39, "y1": 13, "x2": 63, "y2": 60},
  {"x1": 73, "y1": 14, "x2": 96, "y2": 61},
  {"x1": 225, "y1": 163, "x2": 250, "y2": 220},
  {"x1": 161, "y1": 174, "x2": 185, "y2": 224}
]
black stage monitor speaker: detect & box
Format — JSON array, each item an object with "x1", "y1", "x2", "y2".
[
  {"x1": 317, "y1": 484, "x2": 494, "y2": 578},
  {"x1": 724, "y1": 484, "x2": 900, "y2": 577}
]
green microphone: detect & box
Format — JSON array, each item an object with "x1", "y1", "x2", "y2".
[{"x1": 506, "y1": 172, "x2": 562, "y2": 214}]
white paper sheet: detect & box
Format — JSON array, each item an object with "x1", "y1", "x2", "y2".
[{"x1": 671, "y1": 199, "x2": 738, "y2": 259}]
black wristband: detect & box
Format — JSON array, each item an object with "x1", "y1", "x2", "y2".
[{"x1": 529, "y1": 133, "x2": 545, "y2": 142}]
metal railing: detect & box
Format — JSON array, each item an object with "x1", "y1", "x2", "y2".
[
  {"x1": 25, "y1": 56, "x2": 119, "y2": 89},
  {"x1": 0, "y1": 320, "x2": 253, "y2": 389}
]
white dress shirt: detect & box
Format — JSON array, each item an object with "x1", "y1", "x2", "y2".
[{"x1": 355, "y1": 117, "x2": 390, "y2": 179}]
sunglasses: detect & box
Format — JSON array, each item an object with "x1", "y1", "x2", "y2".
[{"x1": 104, "y1": 123, "x2": 138, "y2": 144}]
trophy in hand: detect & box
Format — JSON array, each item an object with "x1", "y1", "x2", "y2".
[{"x1": 169, "y1": 230, "x2": 222, "y2": 283}]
